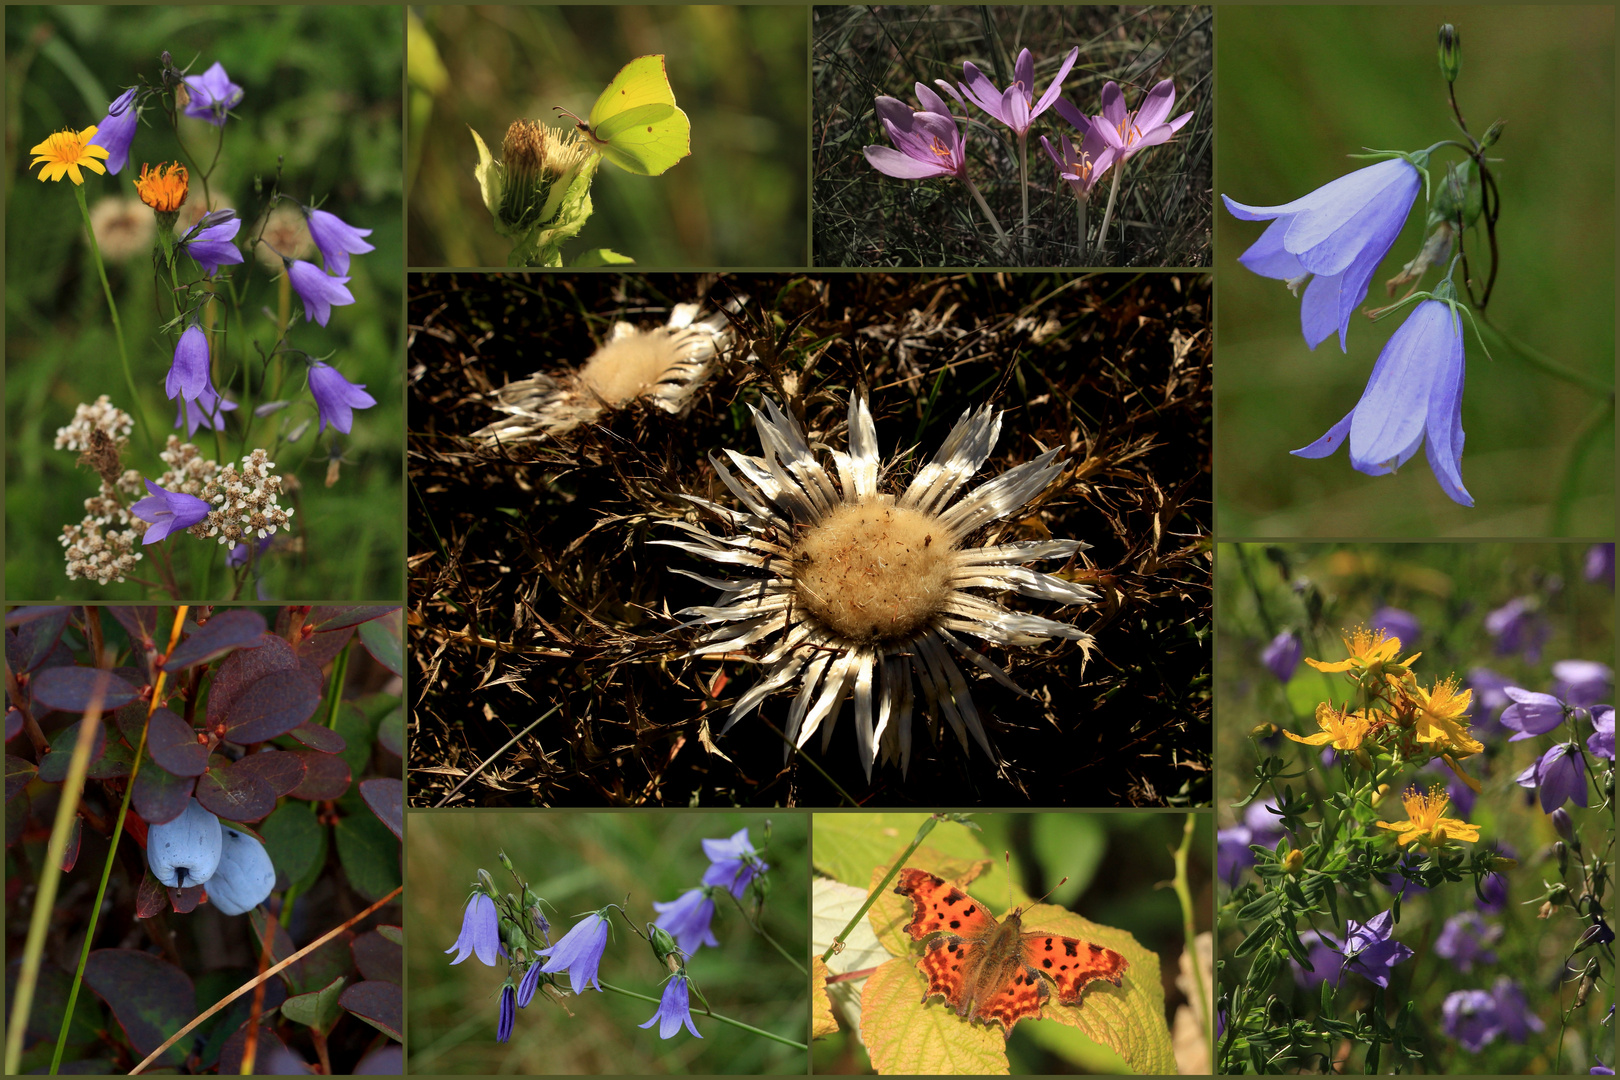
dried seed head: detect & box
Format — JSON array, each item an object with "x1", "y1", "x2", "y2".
[
  {"x1": 578, "y1": 328, "x2": 689, "y2": 407},
  {"x1": 791, "y1": 502, "x2": 954, "y2": 643}
]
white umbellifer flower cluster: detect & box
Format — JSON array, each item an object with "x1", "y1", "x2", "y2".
[
  {"x1": 152, "y1": 436, "x2": 221, "y2": 498},
  {"x1": 191, "y1": 448, "x2": 294, "y2": 546},
  {"x1": 60, "y1": 479, "x2": 143, "y2": 584},
  {"x1": 473, "y1": 301, "x2": 740, "y2": 444},
  {"x1": 657, "y1": 394, "x2": 1099, "y2": 778},
  {"x1": 53, "y1": 395, "x2": 134, "y2": 453}
]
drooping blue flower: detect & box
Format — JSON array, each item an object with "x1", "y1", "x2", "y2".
[
  {"x1": 1371, "y1": 607, "x2": 1420, "y2": 649},
  {"x1": 305, "y1": 207, "x2": 375, "y2": 276},
  {"x1": 516, "y1": 959, "x2": 545, "y2": 1008},
  {"x1": 166, "y1": 324, "x2": 210, "y2": 403},
  {"x1": 1223, "y1": 157, "x2": 1422, "y2": 351},
  {"x1": 129, "y1": 480, "x2": 210, "y2": 544},
  {"x1": 1441, "y1": 988, "x2": 1500, "y2": 1052},
  {"x1": 174, "y1": 380, "x2": 238, "y2": 437},
  {"x1": 178, "y1": 211, "x2": 244, "y2": 276},
  {"x1": 496, "y1": 979, "x2": 515, "y2": 1043},
  {"x1": 1261, "y1": 631, "x2": 1302, "y2": 683},
  {"x1": 1475, "y1": 843, "x2": 1516, "y2": 914},
  {"x1": 537, "y1": 911, "x2": 609, "y2": 994},
  {"x1": 1433, "y1": 912, "x2": 1501, "y2": 973},
  {"x1": 1500, "y1": 687, "x2": 1567, "y2": 741},
  {"x1": 1515, "y1": 742, "x2": 1589, "y2": 813},
  {"x1": 1321, "y1": 910, "x2": 1413, "y2": 988},
  {"x1": 308, "y1": 361, "x2": 377, "y2": 434},
  {"x1": 1289, "y1": 929, "x2": 1342, "y2": 990},
  {"x1": 1552, "y1": 660, "x2": 1613, "y2": 708},
  {"x1": 227, "y1": 535, "x2": 272, "y2": 569},
  {"x1": 638, "y1": 975, "x2": 702, "y2": 1040},
  {"x1": 88, "y1": 88, "x2": 137, "y2": 175},
  {"x1": 444, "y1": 892, "x2": 499, "y2": 966},
  {"x1": 1585, "y1": 543, "x2": 1615, "y2": 588},
  {"x1": 1486, "y1": 596, "x2": 1548, "y2": 661},
  {"x1": 1588, "y1": 705, "x2": 1614, "y2": 761},
  {"x1": 1292, "y1": 298, "x2": 1471, "y2": 506},
  {"x1": 653, "y1": 888, "x2": 720, "y2": 957},
  {"x1": 183, "y1": 62, "x2": 243, "y2": 127},
  {"x1": 286, "y1": 259, "x2": 355, "y2": 326},
  {"x1": 701, "y1": 827, "x2": 768, "y2": 898}
]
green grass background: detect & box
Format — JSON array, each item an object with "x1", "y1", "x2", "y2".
[
  {"x1": 1216, "y1": 6, "x2": 1615, "y2": 537},
  {"x1": 407, "y1": 811, "x2": 808, "y2": 1074},
  {"x1": 408, "y1": 6, "x2": 807, "y2": 268},
  {"x1": 5, "y1": 5, "x2": 404, "y2": 599}
]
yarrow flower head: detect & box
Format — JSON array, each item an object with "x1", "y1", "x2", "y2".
[
  {"x1": 1377, "y1": 785, "x2": 1480, "y2": 850},
  {"x1": 654, "y1": 394, "x2": 1099, "y2": 778},
  {"x1": 652, "y1": 888, "x2": 720, "y2": 957},
  {"x1": 863, "y1": 84, "x2": 969, "y2": 182},
  {"x1": 1223, "y1": 156, "x2": 1424, "y2": 351},
  {"x1": 1292, "y1": 298, "x2": 1471, "y2": 506},
  {"x1": 177, "y1": 210, "x2": 244, "y2": 276},
  {"x1": 55, "y1": 396, "x2": 133, "y2": 454},
  {"x1": 1322, "y1": 909, "x2": 1414, "y2": 988},
  {"x1": 29, "y1": 125, "x2": 110, "y2": 185},
  {"x1": 307, "y1": 361, "x2": 377, "y2": 434},
  {"x1": 701, "y1": 827, "x2": 767, "y2": 899},
  {"x1": 129, "y1": 479, "x2": 211, "y2": 544},
  {"x1": 285, "y1": 259, "x2": 355, "y2": 326},
  {"x1": 638, "y1": 975, "x2": 702, "y2": 1040},
  {"x1": 304, "y1": 207, "x2": 375, "y2": 277},
  {"x1": 182, "y1": 61, "x2": 243, "y2": 127},
  {"x1": 192, "y1": 449, "x2": 293, "y2": 547},
  {"x1": 941, "y1": 47, "x2": 1080, "y2": 139},
  {"x1": 88, "y1": 89, "x2": 138, "y2": 175},
  {"x1": 445, "y1": 892, "x2": 499, "y2": 966},
  {"x1": 1088, "y1": 79, "x2": 1193, "y2": 165},
  {"x1": 537, "y1": 910, "x2": 610, "y2": 994}
]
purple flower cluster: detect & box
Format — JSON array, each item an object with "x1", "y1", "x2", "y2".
[
  {"x1": 1433, "y1": 912, "x2": 1501, "y2": 973},
  {"x1": 1440, "y1": 979, "x2": 1543, "y2": 1052},
  {"x1": 1217, "y1": 800, "x2": 1285, "y2": 888}
]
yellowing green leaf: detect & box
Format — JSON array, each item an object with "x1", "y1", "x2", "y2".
[
  {"x1": 812, "y1": 957, "x2": 839, "y2": 1040},
  {"x1": 861, "y1": 958, "x2": 1008, "y2": 1075}
]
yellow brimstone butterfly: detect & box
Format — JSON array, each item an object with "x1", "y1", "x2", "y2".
[{"x1": 556, "y1": 54, "x2": 691, "y2": 176}]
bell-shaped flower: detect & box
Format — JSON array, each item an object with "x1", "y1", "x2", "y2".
[
  {"x1": 1319, "y1": 909, "x2": 1413, "y2": 988},
  {"x1": 147, "y1": 798, "x2": 223, "y2": 888},
  {"x1": 178, "y1": 210, "x2": 244, "y2": 276},
  {"x1": 516, "y1": 959, "x2": 546, "y2": 1008},
  {"x1": 1092, "y1": 79, "x2": 1193, "y2": 165},
  {"x1": 1552, "y1": 659, "x2": 1612, "y2": 708},
  {"x1": 1224, "y1": 157, "x2": 1422, "y2": 351},
  {"x1": 653, "y1": 888, "x2": 720, "y2": 957},
  {"x1": 638, "y1": 975, "x2": 702, "y2": 1040},
  {"x1": 495, "y1": 979, "x2": 516, "y2": 1043},
  {"x1": 1262, "y1": 631, "x2": 1302, "y2": 683},
  {"x1": 444, "y1": 892, "x2": 499, "y2": 966},
  {"x1": 166, "y1": 324, "x2": 210, "y2": 403},
  {"x1": 175, "y1": 380, "x2": 238, "y2": 437},
  {"x1": 305, "y1": 207, "x2": 375, "y2": 276},
  {"x1": 88, "y1": 89, "x2": 138, "y2": 175},
  {"x1": 183, "y1": 62, "x2": 243, "y2": 127},
  {"x1": 1039, "y1": 109, "x2": 1115, "y2": 201},
  {"x1": 537, "y1": 911, "x2": 609, "y2": 994},
  {"x1": 1588, "y1": 705, "x2": 1614, "y2": 762},
  {"x1": 208, "y1": 826, "x2": 277, "y2": 915},
  {"x1": 701, "y1": 827, "x2": 768, "y2": 898},
  {"x1": 942, "y1": 47, "x2": 1078, "y2": 137},
  {"x1": 307, "y1": 361, "x2": 377, "y2": 434},
  {"x1": 863, "y1": 84, "x2": 968, "y2": 181},
  {"x1": 1292, "y1": 298, "x2": 1472, "y2": 506},
  {"x1": 1516, "y1": 742, "x2": 1588, "y2": 813},
  {"x1": 286, "y1": 259, "x2": 355, "y2": 326},
  {"x1": 130, "y1": 480, "x2": 211, "y2": 544},
  {"x1": 1499, "y1": 687, "x2": 1567, "y2": 740}
]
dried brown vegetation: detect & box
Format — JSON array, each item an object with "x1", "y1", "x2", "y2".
[{"x1": 408, "y1": 272, "x2": 1210, "y2": 807}]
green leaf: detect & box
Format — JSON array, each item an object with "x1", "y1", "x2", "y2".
[
  {"x1": 335, "y1": 702, "x2": 377, "y2": 778},
  {"x1": 259, "y1": 799, "x2": 326, "y2": 890},
  {"x1": 282, "y1": 974, "x2": 347, "y2": 1032},
  {"x1": 82, "y1": 949, "x2": 195, "y2": 1067},
  {"x1": 573, "y1": 247, "x2": 635, "y2": 266},
  {"x1": 357, "y1": 613, "x2": 403, "y2": 676},
  {"x1": 814, "y1": 813, "x2": 987, "y2": 887},
  {"x1": 335, "y1": 792, "x2": 400, "y2": 900}
]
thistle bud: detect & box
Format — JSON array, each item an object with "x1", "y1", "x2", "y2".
[
  {"x1": 470, "y1": 120, "x2": 600, "y2": 266},
  {"x1": 1437, "y1": 25, "x2": 1461, "y2": 83}
]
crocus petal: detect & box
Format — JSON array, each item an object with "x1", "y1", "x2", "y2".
[
  {"x1": 863, "y1": 144, "x2": 952, "y2": 180},
  {"x1": 1099, "y1": 81, "x2": 1126, "y2": 133},
  {"x1": 913, "y1": 82, "x2": 952, "y2": 118},
  {"x1": 958, "y1": 61, "x2": 1009, "y2": 122},
  {"x1": 1032, "y1": 47, "x2": 1079, "y2": 118},
  {"x1": 1134, "y1": 79, "x2": 1178, "y2": 131}
]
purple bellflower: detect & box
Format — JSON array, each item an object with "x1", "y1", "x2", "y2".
[
  {"x1": 1552, "y1": 660, "x2": 1613, "y2": 708},
  {"x1": 1322, "y1": 910, "x2": 1413, "y2": 988},
  {"x1": 653, "y1": 888, "x2": 720, "y2": 957},
  {"x1": 166, "y1": 324, "x2": 210, "y2": 403},
  {"x1": 496, "y1": 979, "x2": 516, "y2": 1043},
  {"x1": 1491, "y1": 979, "x2": 1544, "y2": 1043},
  {"x1": 1475, "y1": 846, "x2": 1514, "y2": 914},
  {"x1": 129, "y1": 480, "x2": 209, "y2": 544},
  {"x1": 1585, "y1": 543, "x2": 1615, "y2": 587},
  {"x1": 1433, "y1": 912, "x2": 1501, "y2": 973},
  {"x1": 1090, "y1": 79, "x2": 1193, "y2": 165},
  {"x1": 228, "y1": 535, "x2": 273, "y2": 569},
  {"x1": 1589, "y1": 705, "x2": 1614, "y2": 761},
  {"x1": 1442, "y1": 988, "x2": 1500, "y2": 1052},
  {"x1": 183, "y1": 62, "x2": 243, "y2": 127},
  {"x1": 1500, "y1": 686, "x2": 1567, "y2": 740},
  {"x1": 1261, "y1": 631, "x2": 1302, "y2": 683},
  {"x1": 175, "y1": 380, "x2": 238, "y2": 437},
  {"x1": 445, "y1": 892, "x2": 499, "y2": 966},
  {"x1": 178, "y1": 211, "x2": 244, "y2": 276},
  {"x1": 701, "y1": 827, "x2": 768, "y2": 899},
  {"x1": 1485, "y1": 596, "x2": 1548, "y2": 661},
  {"x1": 306, "y1": 207, "x2": 375, "y2": 276},
  {"x1": 1292, "y1": 298, "x2": 1471, "y2": 506},
  {"x1": 287, "y1": 259, "x2": 355, "y2": 326},
  {"x1": 537, "y1": 911, "x2": 609, "y2": 994},
  {"x1": 88, "y1": 89, "x2": 138, "y2": 175},
  {"x1": 516, "y1": 959, "x2": 545, "y2": 1008},
  {"x1": 638, "y1": 975, "x2": 702, "y2": 1040},
  {"x1": 1224, "y1": 156, "x2": 1423, "y2": 351},
  {"x1": 942, "y1": 47, "x2": 1079, "y2": 138},
  {"x1": 307, "y1": 361, "x2": 377, "y2": 435},
  {"x1": 1371, "y1": 607, "x2": 1421, "y2": 648},
  {"x1": 1515, "y1": 742, "x2": 1588, "y2": 812}
]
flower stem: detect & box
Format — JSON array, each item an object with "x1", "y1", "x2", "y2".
[
  {"x1": 958, "y1": 173, "x2": 1011, "y2": 254},
  {"x1": 1017, "y1": 130, "x2": 1029, "y2": 261},
  {"x1": 1477, "y1": 319, "x2": 1615, "y2": 396},
  {"x1": 1096, "y1": 162, "x2": 1125, "y2": 262},
  {"x1": 819, "y1": 814, "x2": 943, "y2": 963},
  {"x1": 1076, "y1": 198, "x2": 1088, "y2": 266},
  {"x1": 1172, "y1": 814, "x2": 1211, "y2": 1059},
  {"x1": 598, "y1": 981, "x2": 808, "y2": 1049},
  {"x1": 75, "y1": 184, "x2": 156, "y2": 458}
]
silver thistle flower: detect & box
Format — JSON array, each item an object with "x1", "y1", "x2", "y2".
[
  {"x1": 655, "y1": 393, "x2": 1098, "y2": 778},
  {"x1": 473, "y1": 301, "x2": 739, "y2": 445}
]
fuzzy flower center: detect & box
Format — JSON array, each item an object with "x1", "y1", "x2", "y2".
[
  {"x1": 790, "y1": 502, "x2": 954, "y2": 643},
  {"x1": 579, "y1": 331, "x2": 685, "y2": 406}
]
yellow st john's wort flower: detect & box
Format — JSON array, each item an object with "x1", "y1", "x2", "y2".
[
  {"x1": 1284, "y1": 702, "x2": 1373, "y2": 751},
  {"x1": 135, "y1": 162, "x2": 189, "y2": 213},
  {"x1": 1403, "y1": 675, "x2": 1484, "y2": 791},
  {"x1": 1377, "y1": 785, "x2": 1480, "y2": 850},
  {"x1": 29, "y1": 126, "x2": 111, "y2": 185},
  {"x1": 1305, "y1": 626, "x2": 1420, "y2": 679}
]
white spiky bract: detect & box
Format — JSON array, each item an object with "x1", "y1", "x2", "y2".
[
  {"x1": 654, "y1": 394, "x2": 1099, "y2": 779},
  {"x1": 473, "y1": 302, "x2": 737, "y2": 445}
]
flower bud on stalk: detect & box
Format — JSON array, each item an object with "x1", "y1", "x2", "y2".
[
  {"x1": 471, "y1": 119, "x2": 599, "y2": 266},
  {"x1": 477, "y1": 868, "x2": 497, "y2": 896},
  {"x1": 1479, "y1": 119, "x2": 1506, "y2": 150},
  {"x1": 1437, "y1": 24, "x2": 1461, "y2": 84},
  {"x1": 649, "y1": 923, "x2": 682, "y2": 972}
]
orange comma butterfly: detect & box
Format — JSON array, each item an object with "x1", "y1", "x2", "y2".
[{"x1": 893, "y1": 867, "x2": 1128, "y2": 1037}]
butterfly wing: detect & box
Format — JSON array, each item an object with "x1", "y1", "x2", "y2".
[
  {"x1": 1019, "y1": 932, "x2": 1129, "y2": 1004},
  {"x1": 893, "y1": 868, "x2": 997, "y2": 940},
  {"x1": 588, "y1": 54, "x2": 691, "y2": 176}
]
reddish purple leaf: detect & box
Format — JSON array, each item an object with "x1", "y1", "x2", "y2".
[
  {"x1": 339, "y1": 980, "x2": 402, "y2": 1041},
  {"x1": 234, "y1": 749, "x2": 307, "y2": 797},
  {"x1": 288, "y1": 722, "x2": 346, "y2": 753},
  {"x1": 6, "y1": 754, "x2": 36, "y2": 802},
  {"x1": 219, "y1": 1023, "x2": 306, "y2": 1075},
  {"x1": 350, "y1": 930, "x2": 402, "y2": 984},
  {"x1": 6, "y1": 707, "x2": 21, "y2": 741},
  {"x1": 223, "y1": 668, "x2": 324, "y2": 744},
  {"x1": 296, "y1": 624, "x2": 355, "y2": 668},
  {"x1": 6, "y1": 607, "x2": 70, "y2": 673},
  {"x1": 30, "y1": 667, "x2": 138, "y2": 713},
  {"x1": 207, "y1": 634, "x2": 299, "y2": 724},
  {"x1": 86, "y1": 739, "x2": 134, "y2": 780},
  {"x1": 359, "y1": 778, "x2": 402, "y2": 841},
  {"x1": 135, "y1": 869, "x2": 168, "y2": 919},
  {"x1": 288, "y1": 751, "x2": 351, "y2": 801},
  {"x1": 170, "y1": 881, "x2": 207, "y2": 912},
  {"x1": 308, "y1": 606, "x2": 400, "y2": 633},
  {"x1": 132, "y1": 752, "x2": 196, "y2": 825},
  {"x1": 114, "y1": 699, "x2": 148, "y2": 749},
  {"x1": 5, "y1": 605, "x2": 73, "y2": 628},
  {"x1": 249, "y1": 909, "x2": 354, "y2": 996},
  {"x1": 357, "y1": 616, "x2": 403, "y2": 677},
  {"x1": 146, "y1": 708, "x2": 209, "y2": 777},
  {"x1": 83, "y1": 949, "x2": 195, "y2": 1067},
  {"x1": 196, "y1": 759, "x2": 276, "y2": 822},
  {"x1": 107, "y1": 607, "x2": 160, "y2": 651},
  {"x1": 36, "y1": 718, "x2": 108, "y2": 783},
  {"x1": 162, "y1": 609, "x2": 269, "y2": 672}
]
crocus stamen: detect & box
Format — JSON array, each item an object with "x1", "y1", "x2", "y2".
[{"x1": 929, "y1": 137, "x2": 954, "y2": 161}]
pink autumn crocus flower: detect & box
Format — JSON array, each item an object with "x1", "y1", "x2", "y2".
[
  {"x1": 1039, "y1": 116, "x2": 1116, "y2": 200},
  {"x1": 942, "y1": 47, "x2": 1079, "y2": 138},
  {"x1": 1093, "y1": 78, "x2": 1193, "y2": 164},
  {"x1": 863, "y1": 83, "x2": 968, "y2": 181}
]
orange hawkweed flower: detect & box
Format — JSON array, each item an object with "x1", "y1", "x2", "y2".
[
  {"x1": 29, "y1": 125, "x2": 110, "y2": 185},
  {"x1": 135, "y1": 162, "x2": 189, "y2": 213},
  {"x1": 1377, "y1": 785, "x2": 1480, "y2": 850}
]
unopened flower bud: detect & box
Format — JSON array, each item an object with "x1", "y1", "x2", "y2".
[
  {"x1": 477, "y1": 868, "x2": 497, "y2": 895},
  {"x1": 1283, "y1": 849, "x2": 1305, "y2": 876},
  {"x1": 1551, "y1": 807, "x2": 1576, "y2": 845},
  {"x1": 649, "y1": 923, "x2": 681, "y2": 969},
  {"x1": 1249, "y1": 722, "x2": 1277, "y2": 739},
  {"x1": 1480, "y1": 119, "x2": 1505, "y2": 150},
  {"x1": 1437, "y1": 24, "x2": 1461, "y2": 83},
  {"x1": 498, "y1": 849, "x2": 515, "y2": 873},
  {"x1": 470, "y1": 120, "x2": 599, "y2": 264},
  {"x1": 500, "y1": 916, "x2": 530, "y2": 959}
]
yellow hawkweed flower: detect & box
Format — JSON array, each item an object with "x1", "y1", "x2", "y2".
[
  {"x1": 1376, "y1": 785, "x2": 1480, "y2": 850},
  {"x1": 135, "y1": 162, "x2": 189, "y2": 213},
  {"x1": 29, "y1": 126, "x2": 111, "y2": 185},
  {"x1": 1284, "y1": 702, "x2": 1373, "y2": 751},
  {"x1": 1305, "y1": 626, "x2": 1420, "y2": 676}
]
